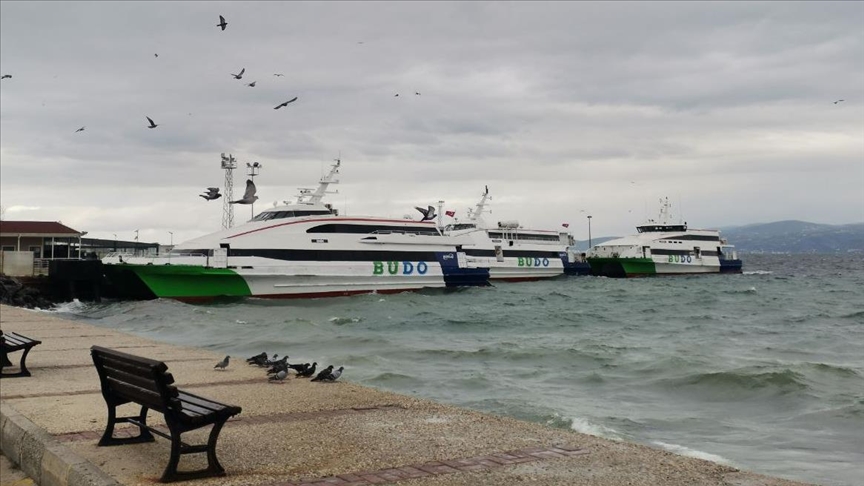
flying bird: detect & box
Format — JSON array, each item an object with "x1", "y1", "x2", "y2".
[
  {"x1": 415, "y1": 92, "x2": 421, "y2": 96},
  {"x1": 154, "y1": 53, "x2": 158, "y2": 58},
  {"x1": 273, "y1": 97, "x2": 298, "y2": 109},
  {"x1": 0, "y1": 74, "x2": 11, "y2": 79},
  {"x1": 74, "y1": 126, "x2": 85, "y2": 133},
  {"x1": 246, "y1": 81, "x2": 256, "y2": 87},
  {"x1": 214, "y1": 356, "x2": 230, "y2": 370},
  {"x1": 311, "y1": 365, "x2": 334, "y2": 382},
  {"x1": 273, "y1": 73, "x2": 284, "y2": 77},
  {"x1": 834, "y1": 99, "x2": 845, "y2": 104},
  {"x1": 415, "y1": 205, "x2": 436, "y2": 222},
  {"x1": 230, "y1": 179, "x2": 259, "y2": 205},
  {"x1": 145, "y1": 116, "x2": 158, "y2": 129},
  {"x1": 200, "y1": 187, "x2": 221, "y2": 201},
  {"x1": 231, "y1": 68, "x2": 245, "y2": 79},
  {"x1": 217, "y1": 15, "x2": 227, "y2": 31},
  {"x1": 394, "y1": 93, "x2": 399, "y2": 97}
]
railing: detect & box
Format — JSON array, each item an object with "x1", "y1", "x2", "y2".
[{"x1": 32, "y1": 259, "x2": 50, "y2": 276}]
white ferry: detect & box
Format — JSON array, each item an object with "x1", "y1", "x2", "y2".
[
  {"x1": 102, "y1": 159, "x2": 490, "y2": 300},
  {"x1": 440, "y1": 187, "x2": 590, "y2": 281},
  {"x1": 586, "y1": 198, "x2": 742, "y2": 277}
]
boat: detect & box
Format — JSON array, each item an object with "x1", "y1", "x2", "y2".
[
  {"x1": 439, "y1": 187, "x2": 590, "y2": 281},
  {"x1": 585, "y1": 197, "x2": 742, "y2": 277},
  {"x1": 101, "y1": 159, "x2": 490, "y2": 300}
]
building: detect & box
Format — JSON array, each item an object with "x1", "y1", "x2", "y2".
[{"x1": 0, "y1": 220, "x2": 85, "y2": 276}]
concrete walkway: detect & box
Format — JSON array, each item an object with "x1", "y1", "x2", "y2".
[{"x1": 0, "y1": 304, "x2": 813, "y2": 486}]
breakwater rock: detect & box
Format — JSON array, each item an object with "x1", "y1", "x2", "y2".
[{"x1": 0, "y1": 275, "x2": 54, "y2": 309}]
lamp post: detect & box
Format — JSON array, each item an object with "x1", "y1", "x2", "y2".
[
  {"x1": 246, "y1": 161, "x2": 262, "y2": 220},
  {"x1": 168, "y1": 231, "x2": 173, "y2": 261},
  {"x1": 587, "y1": 215, "x2": 593, "y2": 249},
  {"x1": 113, "y1": 234, "x2": 117, "y2": 252}
]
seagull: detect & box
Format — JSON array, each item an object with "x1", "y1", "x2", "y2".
[
  {"x1": 394, "y1": 93, "x2": 399, "y2": 97},
  {"x1": 415, "y1": 205, "x2": 436, "y2": 222},
  {"x1": 321, "y1": 366, "x2": 343, "y2": 382},
  {"x1": 74, "y1": 126, "x2": 85, "y2": 133},
  {"x1": 145, "y1": 116, "x2": 158, "y2": 129},
  {"x1": 230, "y1": 68, "x2": 245, "y2": 79},
  {"x1": 415, "y1": 92, "x2": 421, "y2": 96},
  {"x1": 268, "y1": 369, "x2": 288, "y2": 383},
  {"x1": 214, "y1": 356, "x2": 230, "y2": 370},
  {"x1": 246, "y1": 81, "x2": 256, "y2": 87},
  {"x1": 273, "y1": 97, "x2": 298, "y2": 109},
  {"x1": 0, "y1": 75, "x2": 10, "y2": 79},
  {"x1": 154, "y1": 53, "x2": 158, "y2": 58},
  {"x1": 834, "y1": 99, "x2": 845, "y2": 104},
  {"x1": 297, "y1": 362, "x2": 317, "y2": 378},
  {"x1": 273, "y1": 73, "x2": 284, "y2": 77},
  {"x1": 200, "y1": 187, "x2": 221, "y2": 201},
  {"x1": 217, "y1": 15, "x2": 227, "y2": 31},
  {"x1": 310, "y1": 365, "x2": 334, "y2": 382},
  {"x1": 230, "y1": 179, "x2": 259, "y2": 205}
]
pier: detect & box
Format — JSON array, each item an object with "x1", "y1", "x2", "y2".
[{"x1": 0, "y1": 304, "x2": 810, "y2": 486}]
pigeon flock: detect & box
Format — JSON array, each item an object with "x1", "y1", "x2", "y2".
[{"x1": 242, "y1": 352, "x2": 344, "y2": 384}]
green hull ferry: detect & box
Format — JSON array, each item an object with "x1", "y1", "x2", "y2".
[{"x1": 103, "y1": 264, "x2": 252, "y2": 300}]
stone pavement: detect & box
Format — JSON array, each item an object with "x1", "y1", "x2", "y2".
[{"x1": 0, "y1": 304, "x2": 812, "y2": 486}]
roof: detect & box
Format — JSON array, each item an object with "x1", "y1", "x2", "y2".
[{"x1": 0, "y1": 220, "x2": 83, "y2": 236}]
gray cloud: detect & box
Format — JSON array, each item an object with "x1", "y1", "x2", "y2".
[{"x1": 1, "y1": 1, "x2": 862, "y2": 245}]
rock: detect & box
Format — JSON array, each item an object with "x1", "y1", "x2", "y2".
[{"x1": 0, "y1": 274, "x2": 54, "y2": 309}]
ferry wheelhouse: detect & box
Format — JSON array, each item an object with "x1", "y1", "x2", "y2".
[
  {"x1": 102, "y1": 159, "x2": 489, "y2": 300},
  {"x1": 586, "y1": 198, "x2": 742, "y2": 277}
]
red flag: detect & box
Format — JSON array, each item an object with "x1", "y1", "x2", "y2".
[
  {"x1": 445, "y1": 210, "x2": 455, "y2": 217},
  {"x1": 562, "y1": 223, "x2": 570, "y2": 228}
]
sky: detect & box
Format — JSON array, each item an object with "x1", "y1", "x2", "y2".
[{"x1": 1, "y1": 1, "x2": 862, "y2": 245}]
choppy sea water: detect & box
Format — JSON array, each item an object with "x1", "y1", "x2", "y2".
[{"x1": 46, "y1": 254, "x2": 863, "y2": 486}]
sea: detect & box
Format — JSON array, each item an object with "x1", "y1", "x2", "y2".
[{"x1": 43, "y1": 254, "x2": 863, "y2": 486}]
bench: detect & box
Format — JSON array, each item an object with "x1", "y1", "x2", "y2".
[
  {"x1": 1, "y1": 330, "x2": 42, "y2": 378},
  {"x1": 90, "y1": 345, "x2": 242, "y2": 482}
]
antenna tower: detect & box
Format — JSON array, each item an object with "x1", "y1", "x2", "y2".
[{"x1": 221, "y1": 153, "x2": 237, "y2": 229}]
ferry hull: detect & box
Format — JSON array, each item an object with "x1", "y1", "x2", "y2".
[{"x1": 587, "y1": 257, "x2": 742, "y2": 277}]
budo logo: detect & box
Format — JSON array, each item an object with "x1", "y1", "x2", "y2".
[{"x1": 373, "y1": 261, "x2": 429, "y2": 275}]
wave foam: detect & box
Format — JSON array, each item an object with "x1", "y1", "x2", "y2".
[
  {"x1": 567, "y1": 416, "x2": 622, "y2": 441},
  {"x1": 743, "y1": 270, "x2": 773, "y2": 275},
  {"x1": 651, "y1": 441, "x2": 734, "y2": 465}
]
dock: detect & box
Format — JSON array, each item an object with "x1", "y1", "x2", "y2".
[{"x1": 0, "y1": 304, "x2": 811, "y2": 486}]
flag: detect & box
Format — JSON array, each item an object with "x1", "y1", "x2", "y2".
[
  {"x1": 445, "y1": 210, "x2": 456, "y2": 217},
  {"x1": 562, "y1": 223, "x2": 570, "y2": 228}
]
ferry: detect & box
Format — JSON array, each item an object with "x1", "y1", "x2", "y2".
[
  {"x1": 102, "y1": 159, "x2": 490, "y2": 300},
  {"x1": 586, "y1": 198, "x2": 742, "y2": 277},
  {"x1": 440, "y1": 187, "x2": 590, "y2": 281}
]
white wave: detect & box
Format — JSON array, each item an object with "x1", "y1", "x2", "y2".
[
  {"x1": 743, "y1": 270, "x2": 772, "y2": 275},
  {"x1": 235, "y1": 320, "x2": 248, "y2": 324},
  {"x1": 567, "y1": 416, "x2": 623, "y2": 441},
  {"x1": 38, "y1": 299, "x2": 88, "y2": 314},
  {"x1": 651, "y1": 441, "x2": 734, "y2": 465}
]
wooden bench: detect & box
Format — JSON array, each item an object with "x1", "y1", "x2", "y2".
[
  {"x1": 90, "y1": 346, "x2": 242, "y2": 482},
  {"x1": 1, "y1": 330, "x2": 42, "y2": 378}
]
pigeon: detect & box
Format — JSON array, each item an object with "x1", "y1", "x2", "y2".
[
  {"x1": 217, "y1": 15, "x2": 227, "y2": 31},
  {"x1": 230, "y1": 179, "x2": 259, "y2": 205},
  {"x1": 289, "y1": 362, "x2": 310, "y2": 373},
  {"x1": 231, "y1": 68, "x2": 245, "y2": 80},
  {"x1": 246, "y1": 352, "x2": 268, "y2": 365},
  {"x1": 321, "y1": 366, "x2": 343, "y2": 382},
  {"x1": 200, "y1": 187, "x2": 221, "y2": 201},
  {"x1": 273, "y1": 97, "x2": 298, "y2": 109},
  {"x1": 214, "y1": 356, "x2": 230, "y2": 370},
  {"x1": 415, "y1": 205, "x2": 436, "y2": 222},
  {"x1": 310, "y1": 365, "x2": 333, "y2": 382},
  {"x1": 297, "y1": 362, "x2": 317, "y2": 378},
  {"x1": 0, "y1": 75, "x2": 10, "y2": 79},
  {"x1": 834, "y1": 99, "x2": 845, "y2": 104},
  {"x1": 268, "y1": 369, "x2": 288, "y2": 383},
  {"x1": 246, "y1": 81, "x2": 256, "y2": 87},
  {"x1": 75, "y1": 126, "x2": 85, "y2": 133},
  {"x1": 146, "y1": 116, "x2": 158, "y2": 129},
  {"x1": 273, "y1": 73, "x2": 284, "y2": 77}
]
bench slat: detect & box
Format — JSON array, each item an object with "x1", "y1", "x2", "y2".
[
  {"x1": 105, "y1": 377, "x2": 168, "y2": 411},
  {"x1": 103, "y1": 366, "x2": 179, "y2": 397},
  {"x1": 178, "y1": 391, "x2": 230, "y2": 413}
]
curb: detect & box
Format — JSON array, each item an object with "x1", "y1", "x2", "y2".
[{"x1": 0, "y1": 402, "x2": 121, "y2": 486}]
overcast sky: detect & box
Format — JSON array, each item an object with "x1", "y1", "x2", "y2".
[{"x1": 1, "y1": 1, "x2": 862, "y2": 244}]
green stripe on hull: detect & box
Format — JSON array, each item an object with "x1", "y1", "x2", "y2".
[
  {"x1": 587, "y1": 257, "x2": 656, "y2": 277},
  {"x1": 118, "y1": 264, "x2": 252, "y2": 298}
]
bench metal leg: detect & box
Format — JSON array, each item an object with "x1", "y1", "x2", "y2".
[
  {"x1": 98, "y1": 405, "x2": 155, "y2": 446},
  {"x1": 0, "y1": 346, "x2": 34, "y2": 378},
  {"x1": 159, "y1": 420, "x2": 228, "y2": 483}
]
